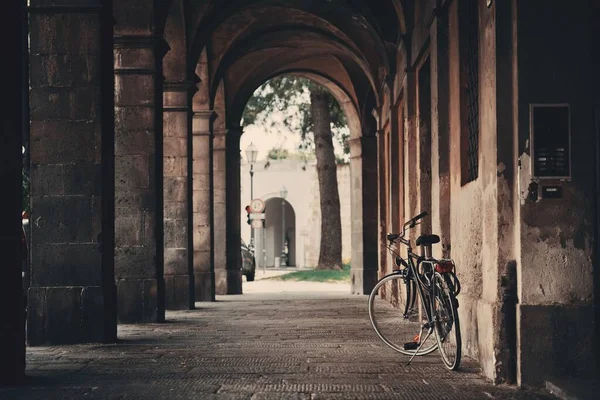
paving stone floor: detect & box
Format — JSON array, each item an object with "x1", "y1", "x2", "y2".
[{"x1": 1, "y1": 280, "x2": 554, "y2": 399}]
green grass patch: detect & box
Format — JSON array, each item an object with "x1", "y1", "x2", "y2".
[{"x1": 270, "y1": 264, "x2": 351, "y2": 283}]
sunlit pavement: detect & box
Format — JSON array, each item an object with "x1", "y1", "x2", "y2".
[{"x1": 1, "y1": 279, "x2": 554, "y2": 399}]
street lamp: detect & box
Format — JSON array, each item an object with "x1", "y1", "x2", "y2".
[
  {"x1": 245, "y1": 142, "x2": 258, "y2": 247},
  {"x1": 280, "y1": 186, "x2": 288, "y2": 267}
]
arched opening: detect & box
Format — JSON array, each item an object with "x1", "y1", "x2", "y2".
[
  {"x1": 237, "y1": 74, "x2": 356, "y2": 283},
  {"x1": 263, "y1": 197, "x2": 296, "y2": 267}
]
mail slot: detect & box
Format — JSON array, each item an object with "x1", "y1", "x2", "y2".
[{"x1": 541, "y1": 186, "x2": 563, "y2": 199}]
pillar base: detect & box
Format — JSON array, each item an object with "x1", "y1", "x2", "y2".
[
  {"x1": 165, "y1": 275, "x2": 193, "y2": 310},
  {"x1": 350, "y1": 268, "x2": 378, "y2": 295},
  {"x1": 117, "y1": 278, "x2": 164, "y2": 323},
  {"x1": 517, "y1": 304, "x2": 595, "y2": 386},
  {"x1": 194, "y1": 271, "x2": 215, "y2": 302},
  {"x1": 27, "y1": 286, "x2": 109, "y2": 346},
  {"x1": 1, "y1": 288, "x2": 25, "y2": 384},
  {"x1": 215, "y1": 269, "x2": 242, "y2": 295}
]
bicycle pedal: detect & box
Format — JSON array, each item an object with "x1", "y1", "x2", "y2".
[{"x1": 403, "y1": 341, "x2": 419, "y2": 350}]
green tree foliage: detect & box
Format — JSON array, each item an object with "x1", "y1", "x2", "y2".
[
  {"x1": 242, "y1": 76, "x2": 350, "y2": 161},
  {"x1": 267, "y1": 147, "x2": 289, "y2": 160}
]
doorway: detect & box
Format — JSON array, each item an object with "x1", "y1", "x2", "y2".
[{"x1": 261, "y1": 197, "x2": 296, "y2": 267}]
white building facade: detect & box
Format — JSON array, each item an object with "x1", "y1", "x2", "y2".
[{"x1": 240, "y1": 158, "x2": 351, "y2": 268}]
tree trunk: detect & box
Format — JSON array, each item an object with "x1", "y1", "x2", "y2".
[{"x1": 310, "y1": 87, "x2": 342, "y2": 270}]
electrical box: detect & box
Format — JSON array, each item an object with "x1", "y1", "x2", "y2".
[{"x1": 530, "y1": 104, "x2": 571, "y2": 180}]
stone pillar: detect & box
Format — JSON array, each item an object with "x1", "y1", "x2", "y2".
[
  {"x1": 213, "y1": 128, "x2": 243, "y2": 295},
  {"x1": 226, "y1": 127, "x2": 243, "y2": 294},
  {"x1": 192, "y1": 111, "x2": 215, "y2": 301},
  {"x1": 163, "y1": 80, "x2": 196, "y2": 310},
  {"x1": 403, "y1": 72, "x2": 420, "y2": 244},
  {"x1": 27, "y1": 0, "x2": 116, "y2": 345},
  {"x1": 417, "y1": 61, "x2": 432, "y2": 236},
  {"x1": 113, "y1": 35, "x2": 168, "y2": 323},
  {"x1": 350, "y1": 136, "x2": 379, "y2": 294},
  {"x1": 0, "y1": 0, "x2": 26, "y2": 382},
  {"x1": 430, "y1": 9, "x2": 451, "y2": 258},
  {"x1": 377, "y1": 130, "x2": 388, "y2": 277}
]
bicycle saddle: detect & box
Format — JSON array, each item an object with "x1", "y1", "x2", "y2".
[{"x1": 416, "y1": 234, "x2": 440, "y2": 246}]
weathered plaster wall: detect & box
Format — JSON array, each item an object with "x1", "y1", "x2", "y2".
[
  {"x1": 514, "y1": 0, "x2": 596, "y2": 385},
  {"x1": 447, "y1": 0, "x2": 498, "y2": 381},
  {"x1": 430, "y1": 12, "x2": 451, "y2": 259}
]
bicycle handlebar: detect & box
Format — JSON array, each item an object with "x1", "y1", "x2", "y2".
[
  {"x1": 387, "y1": 211, "x2": 429, "y2": 243},
  {"x1": 412, "y1": 211, "x2": 428, "y2": 224},
  {"x1": 386, "y1": 233, "x2": 400, "y2": 242}
]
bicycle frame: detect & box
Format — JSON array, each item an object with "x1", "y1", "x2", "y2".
[{"x1": 386, "y1": 241, "x2": 436, "y2": 331}]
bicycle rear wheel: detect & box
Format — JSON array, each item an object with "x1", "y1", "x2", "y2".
[
  {"x1": 368, "y1": 272, "x2": 438, "y2": 356},
  {"x1": 431, "y1": 272, "x2": 462, "y2": 370}
]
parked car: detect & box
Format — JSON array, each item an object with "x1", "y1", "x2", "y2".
[{"x1": 241, "y1": 239, "x2": 256, "y2": 282}]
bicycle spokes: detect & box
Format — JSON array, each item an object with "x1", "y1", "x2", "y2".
[
  {"x1": 432, "y1": 273, "x2": 462, "y2": 370},
  {"x1": 368, "y1": 273, "x2": 438, "y2": 357}
]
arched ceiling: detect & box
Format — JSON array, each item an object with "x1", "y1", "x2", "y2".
[{"x1": 165, "y1": 0, "x2": 407, "y2": 129}]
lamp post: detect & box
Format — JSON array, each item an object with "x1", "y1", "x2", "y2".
[
  {"x1": 245, "y1": 142, "x2": 258, "y2": 247},
  {"x1": 280, "y1": 186, "x2": 288, "y2": 267}
]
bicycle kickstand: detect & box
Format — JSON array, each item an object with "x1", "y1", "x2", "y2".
[{"x1": 406, "y1": 327, "x2": 434, "y2": 366}]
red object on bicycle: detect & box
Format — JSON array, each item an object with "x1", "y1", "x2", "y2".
[{"x1": 435, "y1": 260, "x2": 454, "y2": 273}]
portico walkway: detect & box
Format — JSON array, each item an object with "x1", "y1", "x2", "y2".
[{"x1": 2, "y1": 279, "x2": 552, "y2": 399}]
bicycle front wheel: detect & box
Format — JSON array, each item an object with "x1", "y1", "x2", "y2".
[
  {"x1": 431, "y1": 272, "x2": 462, "y2": 370},
  {"x1": 368, "y1": 272, "x2": 438, "y2": 356}
]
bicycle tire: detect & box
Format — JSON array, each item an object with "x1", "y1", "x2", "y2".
[
  {"x1": 431, "y1": 272, "x2": 462, "y2": 370},
  {"x1": 368, "y1": 272, "x2": 438, "y2": 356}
]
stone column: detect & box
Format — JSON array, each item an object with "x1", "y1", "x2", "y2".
[
  {"x1": 430, "y1": 10, "x2": 451, "y2": 258},
  {"x1": 113, "y1": 35, "x2": 168, "y2": 323},
  {"x1": 417, "y1": 63, "x2": 432, "y2": 236},
  {"x1": 350, "y1": 136, "x2": 379, "y2": 294},
  {"x1": 192, "y1": 110, "x2": 215, "y2": 301},
  {"x1": 377, "y1": 130, "x2": 388, "y2": 277},
  {"x1": 27, "y1": 0, "x2": 116, "y2": 345},
  {"x1": 163, "y1": 80, "x2": 197, "y2": 310},
  {"x1": 403, "y1": 72, "x2": 419, "y2": 244},
  {"x1": 226, "y1": 126, "x2": 243, "y2": 294},
  {"x1": 213, "y1": 128, "x2": 243, "y2": 295},
  {"x1": 0, "y1": 0, "x2": 26, "y2": 382}
]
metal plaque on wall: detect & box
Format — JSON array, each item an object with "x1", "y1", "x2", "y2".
[{"x1": 530, "y1": 104, "x2": 571, "y2": 180}]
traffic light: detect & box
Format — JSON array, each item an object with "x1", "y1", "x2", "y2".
[{"x1": 245, "y1": 205, "x2": 251, "y2": 225}]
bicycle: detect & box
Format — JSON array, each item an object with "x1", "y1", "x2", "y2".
[{"x1": 368, "y1": 211, "x2": 462, "y2": 370}]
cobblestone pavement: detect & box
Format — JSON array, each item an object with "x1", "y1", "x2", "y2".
[{"x1": 2, "y1": 281, "x2": 554, "y2": 399}]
